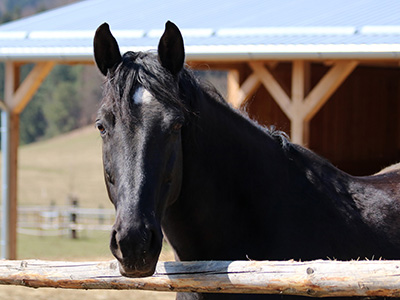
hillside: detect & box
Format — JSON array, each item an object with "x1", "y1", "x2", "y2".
[{"x1": 17, "y1": 126, "x2": 111, "y2": 208}]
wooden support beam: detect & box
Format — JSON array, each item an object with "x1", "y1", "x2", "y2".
[
  {"x1": 227, "y1": 69, "x2": 240, "y2": 107},
  {"x1": 292, "y1": 61, "x2": 305, "y2": 105},
  {"x1": 4, "y1": 62, "x2": 19, "y2": 108},
  {"x1": 245, "y1": 61, "x2": 357, "y2": 146},
  {"x1": 1, "y1": 61, "x2": 55, "y2": 259},
  {"x1": 302, "y1": 61, "x2": 358, "y2": 121},
  {"x1": 10, "y1": 61, "x2": 55, "y2": 114},
  {"x1": 249, "y1": 62, "x2": 292, "y2": 119},
  {"x1": 2, "y1": 62, "x2": 20, "y2": 260},
  {"x1": 291, "y1": 61, "x2": 309, "y2": 145},
  {"x1": 228, "y1": 70, "x2": 261, "y2": 109},
  {"x1": 2, "y1": 259, "x2": 400, "y2": 297},
  {"x1": 290, "y1": 61, "x2": 357, "y2": 145},
  {"x1": 236, "y1": 72, "x2": 261, "y2": 108},
  {"x1": 0, "y1": 100, "x2": 7, "y2": 111},
  {"x1": 266, "y1": 61, "x2": 279, "y2": 70},
  {"x1": 6, "y1": 113, "x2": 19, "y2": 259}
]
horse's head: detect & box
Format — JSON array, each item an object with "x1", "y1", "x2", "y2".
[{"x1": 93, "y1": 21, "x2": 186, "y2": 277}]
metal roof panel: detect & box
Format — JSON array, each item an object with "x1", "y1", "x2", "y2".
[{"x1": 0, "y1": 0, "x2": 400, "y2": 61}]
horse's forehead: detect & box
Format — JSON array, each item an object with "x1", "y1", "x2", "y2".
[
  {"x1": 133, "y1": 87, "x2": 153, "y2": 105},
  {"x1": 130, "y1": 86, "x2": 174, "y2": 123}
]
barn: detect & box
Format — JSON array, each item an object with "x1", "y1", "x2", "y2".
[{"x1": 0, "y1": 0, "x2": 399, "y2": 259}]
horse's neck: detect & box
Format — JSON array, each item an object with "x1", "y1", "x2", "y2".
[
  {"x1": 166, "y1": 95, "x2": 293, "y2": 259},
  {"x1": 184, "y1": 94, "x2": 290, "y2": 186},
  {"x1": 184, "y1": 89, "x2": 360, "y2": 210},
  {"x1": 287, "y1": 144, "x2": 355, "y2": 203}
]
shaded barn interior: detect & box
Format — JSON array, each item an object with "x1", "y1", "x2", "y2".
[{"x1": 242, "y1": 63, "x2": 400, "y2": 175}]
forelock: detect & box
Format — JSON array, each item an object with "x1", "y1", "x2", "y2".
[{"x1": 101, "y1": 51, "x2": 187, "y2": 120}]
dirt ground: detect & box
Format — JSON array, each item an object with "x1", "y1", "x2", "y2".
[{"x1": 0, "y1": 285, "x2": 176, "y2": 300}]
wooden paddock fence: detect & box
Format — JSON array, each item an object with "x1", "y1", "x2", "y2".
[
  {"x1": 1, "y1": 259, "x2": 400, "y2": 297},
  {"x1": 16, "y1": 206, "x2": 115, "y2": 237}
]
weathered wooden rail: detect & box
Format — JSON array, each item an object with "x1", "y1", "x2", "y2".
[
  {"x1": 17, "y1": 205, "x2": 115, "y2": 237},
  {"x1": 1, "y1": 259, "x2": 400, "y2": 297}
]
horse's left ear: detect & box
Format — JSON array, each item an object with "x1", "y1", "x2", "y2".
[{"x1": 158, "y1": 21, "x2": 185, "y2": 76}]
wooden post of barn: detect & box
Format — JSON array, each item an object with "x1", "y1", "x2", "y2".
[{"x1": 0, "y1": 61, "x2": 55, "y2": 259}]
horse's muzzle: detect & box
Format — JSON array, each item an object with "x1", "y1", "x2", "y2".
[
  {"x1": 117, "y1": 256, "x2": 158, "y2": 278},
  {"x1": 110, "y1": 221, "x2": 162, "y2": 277}
]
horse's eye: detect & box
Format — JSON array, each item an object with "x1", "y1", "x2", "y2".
[{"x1": 96, "y1": 122, "x2": 106, "y2": 135}]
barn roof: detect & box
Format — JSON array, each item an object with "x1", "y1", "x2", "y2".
[{"x1": 0, "y1": 0, "x2": 400, "y2": 61}]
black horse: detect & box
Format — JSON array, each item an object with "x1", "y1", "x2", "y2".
[{"x1": 93, "y1": 21, "x2": 400, "y2": 300}]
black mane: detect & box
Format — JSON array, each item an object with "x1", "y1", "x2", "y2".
[
  {"x1": 102, "y1": 51, "x2": 187, "y2": 121},
  {"x1": 102, "y1": 50, "x2": 292, "y2": 151}
]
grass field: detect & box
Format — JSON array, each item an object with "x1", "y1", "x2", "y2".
[
  {"x1": 18, "y1": 126, "x2": 111, "y2": 208},
  {"x1": 17, "y1": 231, "x2": 174, "y2": 262},
  {"x1": 0, "y1": 126, "x2": 176, "y2": 299},
  {"x1": 17, "y1": 231, "x2": 113, "y2": 260}
]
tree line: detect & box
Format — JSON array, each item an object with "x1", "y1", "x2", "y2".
[
  {"x1": 23, "y1": 64, "x2": 102, "y2": 144},
  {"x1": 0, "y1": 60, "x2": 102, "y2": 145}
]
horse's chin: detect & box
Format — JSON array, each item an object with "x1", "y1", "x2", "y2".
[{"x1": 118, "y1": 260, "x2": 157, "y2": 278}]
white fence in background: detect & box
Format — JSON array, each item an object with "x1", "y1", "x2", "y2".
[{"x1": 16, "y1": 206, "x2": 115, "y2": 237}]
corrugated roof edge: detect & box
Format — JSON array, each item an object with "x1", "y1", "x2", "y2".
[
  {"x1": 2, "y1": 25, "x2": 400, "y2": 41},
  {"x1": 1, "y1": 43, "x2": 400, "y2": 62}
]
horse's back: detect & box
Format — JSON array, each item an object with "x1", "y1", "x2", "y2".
[
  {"x1": 366, "y1": 163, "x2": 400, "y2": 195},
  {"x1": 350, "y1": 166, "x2": 400, "y2": 253},
  {"x1": 375, "y1": 162, "x2": 400, "y2": 175}
]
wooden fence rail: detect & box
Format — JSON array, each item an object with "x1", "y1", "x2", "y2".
[
  {"x1": 1, "y1": 259, "x2": 400, "y2": 297},
  {"x1": 16, "y1": 206, "x2": 115, "y2": 237}
]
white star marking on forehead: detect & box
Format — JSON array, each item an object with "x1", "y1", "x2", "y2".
[{"x1": 133, "y1": 87, "x2": 153, "y2": 104}]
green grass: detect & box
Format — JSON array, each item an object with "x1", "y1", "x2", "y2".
[
  {"x1": 17, "y1": 126, "x2": 111, "y2": 209},
  {"x1": 17, "y1": 231, "x2": 174, "y2": 261},
  {"x1": 18, "y1": 231, "x2": 114, "y2": 261}
]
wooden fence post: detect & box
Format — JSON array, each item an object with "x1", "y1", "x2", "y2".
[{"x1": 68, "y1": 196, "x2": 79, "y2": 239}]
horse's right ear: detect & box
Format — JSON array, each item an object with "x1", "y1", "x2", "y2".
[{"x1": 94, "y1": 23, "x2": 122, "y2": 76}]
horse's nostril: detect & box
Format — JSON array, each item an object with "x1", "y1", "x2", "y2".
[
  {"x1": 110, "y1": 230, "x2": 118, "y2": 248},
  {"x1": 110, "y1": 229, "x2": 122, "y2": 259},
  {"x1": 147, "y1": 228, "x2": 156, "y2": 250},
  {"x1": 146, "y1": 224, "x2": 163, "y2": 254}
]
